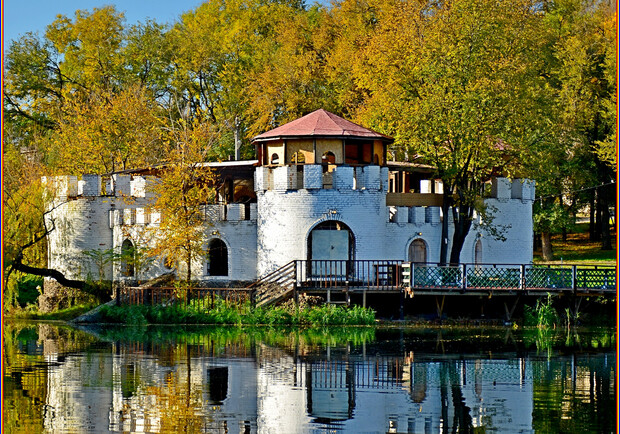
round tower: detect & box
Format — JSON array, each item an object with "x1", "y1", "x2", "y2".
[{"x1": 252, "y1": 109, "x2": 394, "y2": 277}]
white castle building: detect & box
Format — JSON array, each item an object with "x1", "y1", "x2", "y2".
[{"x1": 43, "y1": 109, "x2": 535, "y2": 289}]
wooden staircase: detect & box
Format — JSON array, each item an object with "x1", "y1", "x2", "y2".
[{"x1": 248, "y1": 261, "x2": 297, "y2": 308}]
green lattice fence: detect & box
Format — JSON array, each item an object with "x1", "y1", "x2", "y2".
[
  {"x1": 466, "y1": 267, "x2": 521, "y2": 289},
  {"x1": 413, "y1": 266, "x2": 462, "y2": 288},
  {"x1": 575, "y1": 268, "x2": 616, "y2": 290},
  {"x1": 525, "y1": 267, "x2": 572, "y2": 289}
]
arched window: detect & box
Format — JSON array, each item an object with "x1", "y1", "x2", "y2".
[
  {"x1": 322, "y1": 151, "x2": 336, "y2": 165},
  {"x1": 208, "y1": 239, "x2": 228, "y2": 276},
  {"x1": 408, "y1": 239, "x2": 427, "y2": 263},
  {"x1": 270, "y1": 153, "x2": 280, "y2": 165},
  {"x1": 121, "y1": 239, "x2": 135, "y2": 277},
  {"x1": 474, "y1": 239, "x2": 483, "y2": 265}
]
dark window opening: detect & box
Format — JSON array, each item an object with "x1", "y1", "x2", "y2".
[
  {"x1": 121, "y1": 239, "x2": 135, "y2": 277},
  {"x1": 322, "y1": 151, "x2": 336, "y2": 174},
  {"x1": 344, "y1": 142, "x2": 373, "y2": 165},
  {"x1": 475, "y1": 239, "x2": 483, "y2": 265},
  {"x1": 208, "y1": 238, "x2": 228, "y2": 276}
]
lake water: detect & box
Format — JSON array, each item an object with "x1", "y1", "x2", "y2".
[{"x1": 3, "y1": 322, "x2": 616, "y2": 433}]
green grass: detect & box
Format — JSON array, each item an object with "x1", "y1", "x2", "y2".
[
  {"x1": 534, "y1": 227, "x2": 616, "y2": 266},
  {"x1": 8, "y1": 303, "x2": 99, "y2": 321},
  {"x1": 96, "y1": 299, "x2": 376, "y2": 326}
]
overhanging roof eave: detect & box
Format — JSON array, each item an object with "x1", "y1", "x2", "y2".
[{"x1": 252, "y1": 134, "x2": 394, "y2": 144}]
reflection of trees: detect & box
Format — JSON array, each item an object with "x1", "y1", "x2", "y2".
[
  {"x1": 531, "y1": 354, "x2": 616, "y2": 433},
  {"x1": 439, "y1": 362, "x2": 474, "y2": 433},
  {"x1": 144, "y1": 345, "x2": 211, "y2": 433},
  {"x1": 3, "y1": 323, "x2": 102, "y2": 432},
  {"x1": 3, "y1": 324, "x2": 48, "y2": 432}
]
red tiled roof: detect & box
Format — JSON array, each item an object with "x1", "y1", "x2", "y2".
[{"x1": 252, "y1": 109, "x2": 393, "y2": 142}]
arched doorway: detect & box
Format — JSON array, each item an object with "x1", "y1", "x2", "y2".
[
  {"x1": 208, "y1": 239, "x2": 228, "y2": 276},
  {"x1": 308, "y1": 221, "x2": 355, "y2": 278},
  {"x1": 408, "y1": 239, "x2": 427, "y2": 263},
  {"x1": 121, "y1": 239, "x2": 135, "y2": 277}
]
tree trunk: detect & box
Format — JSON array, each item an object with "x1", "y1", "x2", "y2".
[
  {"x1": 589, "y1": 190, "x2": 596, "y2": 241},
  {"x1": 600, "y1": 184, "x2": 612, "y2": 250},
  {"x1": 541, "y1": 232, "x2": 554, "y2": 261},
  {"x1": 449, "y1": 210, "x2": 473, "y2": 265},
  {"x1": 594, "y1": 190, "x2": 602, "y2": 241},
  {"x1": 439, "y1": 195, "x2": 451, "y2": 266},
  {"x1": 234, "y1": 116, "x2": 241, "y2": 161},
  {"x1": 12, "y1": 256, "x2": 86, "y2": 290}
]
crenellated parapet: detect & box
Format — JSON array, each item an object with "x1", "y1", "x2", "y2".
[
  {"x1": 491, "y1": 178, "x2": 536, "y2": 202},
  {"x1": 254, "y1": 164, "x2": 389, "y2": 192},
  {"x1": 43, "y1": 174, "x2": 160, "y2": 199}
]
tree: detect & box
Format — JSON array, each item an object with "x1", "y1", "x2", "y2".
[
  {"x1": 168, "y1": 0, "x2": 304, "y2": 159},
  {"x1": 543, "y1": 0, "x2": 616, "y2": 250},
  {"x1": 2, "y1": 140, "x2": 101, "y2": 310},
  {"x1": 245, "y1": 4, "x2": 345, "y2": 135},
  {"x1": 149, "y1": 115, "x2": 219, "y2": 284},
  {"x1": 352, "y1": 0, "x2": 550, "y2": 264},
  {"x1": 48, "y1": 85, "x2": 165, "y2": 174}
]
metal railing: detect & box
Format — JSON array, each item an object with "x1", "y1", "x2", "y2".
[
  {"x1": 294, "y1": 260, "x2": 616, "y2": 293},
  {"x1": 295, "y1": 260, "x2": 403, "y2": 290},
  {"x1": 407, "y1": 263, "x2": 616, "y2": 292},
  {"x1": 117, "y1": 286, "x2": 253, "y2": 306},
  {"x1": 118, "y1": 262, "x2": 615, "y2": 306}
]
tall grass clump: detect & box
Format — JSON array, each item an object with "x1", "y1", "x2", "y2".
[
  {"x1": 97, "y1": 298, "x2": 375, "y2": 326},
  {"x1": 524, "y1": 294, "x2": 560, "y2": 328}
]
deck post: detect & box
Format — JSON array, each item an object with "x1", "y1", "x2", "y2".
[
  {"x1": 399, "y1": 291, "x2": 405, "y2": 320},
  {"x1": 571, "y1": 265, "x2": 577, "y2": 293},
  {"x1": 362, "y1": 290, "x2": 367, "y2": 308},
  {"x1": 435, "y1": 295, "x2": 445, "y2": 320},
  {"x1": 520, "y1": 265, "x2": 525, "y2": 290},
  {"x1": 462, "y1": 264, "x2": 467, "y2": 291}
]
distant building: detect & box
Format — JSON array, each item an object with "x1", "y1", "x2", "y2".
[{"x1": 43, "y1": 109, "x2": 535, "y2": 288}]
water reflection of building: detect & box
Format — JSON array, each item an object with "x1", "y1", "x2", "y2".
[
  {"x1": 39, "y1": 345, "x2": 536, "y2": 433},
  {"x1": 37, "y1": 336, "x2": 618, "y2": 433}
]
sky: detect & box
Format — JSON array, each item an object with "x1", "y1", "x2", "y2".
[{"x1": 3, "y1": 0, "x2": 204, "y2": 52}]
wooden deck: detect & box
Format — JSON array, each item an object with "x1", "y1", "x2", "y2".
[
  {"x1": 294, "y1": 260, "x2": 616, "y2": 297},
  {"x1": 117, "y1": 260, "x2": 616, "y2": 307}
]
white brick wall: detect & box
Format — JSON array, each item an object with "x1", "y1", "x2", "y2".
[
  {"x1": 273, "y1": 166, "x2": 296, "y2": 190},
  {"x1": 113, "y1": 175, "x2": 131, "y2": 196},
  {"x1": 492, "y1": 177, "x2": 512, "y2": 201},
  {"x1": 303, "y1": 165, "x2": 323, "y2": 189},
  {"x1": 46, "y1": 170, "x2": 535, "y2": 285},
  {"x1": 332, "y1": 166, "x2": 354, "y2": 190},
  {"x1": 82, "y1": 175, "x2": 101, "y2": 196}
]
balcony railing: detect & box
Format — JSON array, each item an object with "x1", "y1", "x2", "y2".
[{"x1": 294, "y1": 260, "x2": 616, "y2": 293}]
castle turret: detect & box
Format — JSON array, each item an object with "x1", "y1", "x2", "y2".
[{"x1": 252, "y1": 109, "x2": 394, "y2": 276}]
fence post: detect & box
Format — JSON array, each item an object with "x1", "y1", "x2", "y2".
[
  {"x1": 520, "y1": 265, "x2": 525, "y2": 290},
  {"x1": 572, "y1": 265, "x2": 577, "y2": 293},
  {"x1": 462, "y1": 264, "x2": 467, "y2": 291}
]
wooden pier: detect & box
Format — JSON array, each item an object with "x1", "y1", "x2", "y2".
[{"x1": 118, "y1": 260, "x2": 615, "y2": 319}]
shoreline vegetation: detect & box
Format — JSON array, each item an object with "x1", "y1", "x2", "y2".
[
  {"x1": 95, "y1": 301, "x2": 377, "y2": 326},
  {"x1": 7, "y1": 293, "x2": 614, "y2": 329}
]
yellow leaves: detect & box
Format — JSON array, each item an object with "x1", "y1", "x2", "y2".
[
  {"x1": 49, "y1": 85, "x2": 164, "y2": 174},
  {"x1": 148, "y1": 118, "x2": 220, "y2": 282}
]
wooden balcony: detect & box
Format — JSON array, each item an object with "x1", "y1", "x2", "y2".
[{"x1": 386, "y1": 193, "x2": 443, "y2": 207}]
